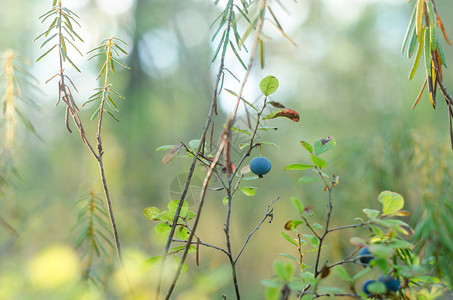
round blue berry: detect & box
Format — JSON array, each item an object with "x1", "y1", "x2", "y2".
[
  {"x1": 249, "y1": 156, "x2": 271, "y2": 177},
  {"x1": 378, "y1": 275, "x2": 400, "y2": 292},
  {"x1": 358, "y1": 247, "x2": 374, "y2": 264},
  {"x1": 362, "y1": 280, "x2": 376, "y2": 295}
]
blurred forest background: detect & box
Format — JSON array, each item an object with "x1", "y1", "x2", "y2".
[{"x1": 1, "y1": 0, "x2": 453, "y2": 299}]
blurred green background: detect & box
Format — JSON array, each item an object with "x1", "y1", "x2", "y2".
[{"x1": 1, "y1": 0, "x2": 453, "y2": 299}]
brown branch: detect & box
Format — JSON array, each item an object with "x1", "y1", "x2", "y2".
[{"x1": 164, "y1": 2, "x2": 266, "y2": 298}]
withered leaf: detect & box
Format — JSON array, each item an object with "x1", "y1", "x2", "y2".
[{"x1": 162, "y1": 143, "x2": 183, "y2": 164}]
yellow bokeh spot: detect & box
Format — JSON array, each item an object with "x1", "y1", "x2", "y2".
[{"x1": 28, "y1": 244, "x2": 80, "y2": 290}]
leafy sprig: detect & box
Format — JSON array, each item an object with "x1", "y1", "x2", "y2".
[
  {"x1": 402, "y1": 0, "x2": 453, "y2": 148},
  {"x1": 74, "y1": 192, "x2": 113, "y2": 286},
  {"x1": 84, "y1": 37, "x2": 130, "y2": 121},
  {"x1": 263, "y1": 139, "x2": 446, "y2": 299}
]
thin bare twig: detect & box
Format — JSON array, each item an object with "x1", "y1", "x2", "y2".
[
  {"x1": 0, "y1": 216, "x2": 19, "y2": 238},
  {"x1": 234, "y1": 196, "x2": 279, "y2": 263},
  {"x1": 171, "y1": 239, "x2": 229, "y2": 256}
]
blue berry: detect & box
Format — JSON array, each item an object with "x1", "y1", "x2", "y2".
[
  {"x1": 358, "y1": 247, "x2": 374, "y2": 264},
  {"x1": 378, "y1": 275, "x2": 400, "y2": 292},
  {"x1": 250, "y1": 156, "x2": 271, "y2": 177}
]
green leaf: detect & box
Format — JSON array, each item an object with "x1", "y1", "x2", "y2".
[
  {"x1": 437, "y1": 36, "x2": 448, "y2": 67},
  {"x1": 260, "y1": 75, "x2": 279, "y2": 96},
  {"x1": 369, "y1": 244, "x2": 393, "y2": 259},
  {"x1": 300, "y1": 141, "x2": 313, "y2": 153},
  {"x1": 310, "y1": 155, "x2": 327, "y2": 169},
  {"x1": 265, "y1": 287, "x2": 279, "y2": 300},
  {"x1": 175, "y1": 226, "x2": 189, "y2": 240},
  {"x1": 409, "y1": 27, "x2": 425, "y2": 79},
  {"x1": 224, "y1": 88, "x2": 258, "y2": 112},
  {"x1": 298, "y1": 177, "x2": 320, "y2": 184},
  {"x1": 367, "y1": 281, "x2": 387, "y2": 294},
  {"x1": 189, "y1": 139, "x2": 201, "y2": 150},
  {"x1": 407, "y1": 25, "x2": 417, "y2": 58},
  {"x1": 352, "y1": 267, "x2": 371, "y2": 281},
  {"x1": 335, "y1": 266, "x2": 351, "y2": 282},
  {"x1": 154, "y1": 222, "x2": 171, "y2": 234},
  {"x1": 36, "y1": 44, "x2": 57, "y2": 62},
  {"x1": 300, "y1": 272, "x2": 316, "y2": 285},
  {"x1": 363, "y1": 209, "x2": 380, "y2": 219},
  {"x1": 273, "y1": 260, "x2": 286, "y2": 281},
  {"x1": 173, "y1": 256, "x2": 188, "y2": 274},
  {"x1": 314, "y1": 138, "x2": 336, "y2": 155},
  {"x1": 229, "y1": 126, "x2": 251, "y2": 136},
  {"x1": 424, "y1": 27, "x2": 432, "y2": 76},
  {"x1": 238, "y1": 186, "x2": 257, "y2": 196},
  {"x1": 280, "y1": 232, "x2": 297, "y2": 246},
  {"x1": 155, "y1": 145, "x2": 173, "y2": 151},
  {"x1": 291, "y1": 197, "x2": 304, "y2": 214},
  {"x1": 168, "y1": 200, "x2": 189, "y2": 218},
  {"x1": 378, "y1": 191, "x2": 404, "y2": 215},
  {"x1": 256, "y1": 141, "x2": 280, "y2": 149},
  {"x1": 278, "y1": 253, "x2": 298, "y2": 262},
  {"x1": 145, "y1": 256, "x2": 163, "y2": 267},
  {"x1": 143, "y1": 207, "x2": 161, "y2": 220},
  {"x1": 388, "y1": 239, "x2": 414, "y2": 249},
  {"x1": 40, "y1": 33, "x2": 58, "y2": 49},
  {"x1": 285, "y1": 164, "x2": 313, "y2": 171},
  {"x1": 401, "y1": 5, "x2": 417, "y2": 53}
]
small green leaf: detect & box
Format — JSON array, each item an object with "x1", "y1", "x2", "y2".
[
  {"x1": 367, "y1": 281, "x2": 387, "y2": 294},
  {"x1": 173, "y1": 256, "x2": 188, "y2": 273},
  {"x1": 369, "y1": 244, "x2": 393, "y2": 259},
  {"x1": 143, "y1": 207, "x2": 161, "y2": 220},
  {"x1": 291, "y1": 197, "x2": 304, "y2": 214},
  {"x1": 144, "y1": 255, "x2": 162, "y2": 266},
  {"x1": 229, "y1": 126, "x2": 251, "y2": 136},
  {"x1": 363, "y1": 209, "x2": 380, "y2": 219},
  {"x1": 189, "y1": 139, "x2": 201, "y2": 150},
  {"x1": 222, "y1": 196, "x2": 228, "y2": 206},
  {"x1": 154, "y1": 222, "x2": 171, "y2": 234},
  {"x1": 335, "y1": 266, "x2": 351, "y2": 282},
  {"x1": 238, "y1": 186, "x2": 257, "y2": 196},
  {"x1": 285, "y1": 164, "x2": 313, "y2": 171},
  {"x1": 260, "y1": 75, "x2": 279, "y2": 96},
  {"x1": 224, "y1": 88, "x2": 258, "y2": 112},
  {"x1": 256, "y1": 141, "x2": 280, "y2": 149},
  {"x1": 278, "y1": 253, "x2": 298, "y2": 261},
  {"x1": 310, "y1": 155, "x2": 327, "y2": 169},
  {"x1": 314, "y1": 138, "x2": 336, "y2": 155},
  {"x1": 175, "y1": 226, "x2": 189, "y2": 240},
  {"x1": 155, "y1": 145, "x2": 173, "y2": 151},
  {"x1": 378, "y1": 191, "x2": 404, "y2": 215},
  {"x1": 168, "y1": 200, "x2": 189, "y2": 217},
  {"x1": 36, "y1": 44, "x2": 57, "y2": 62},
  {"x1": 273, "y1": 260, "x2": 286, "y2": 281},
  {"x1": 409, "y1": 28, "x2": 425, "y2": 79},
  {"x1": 280, "y1": 232, "x2": 297, "y2": 246},
  {"x1": 300, "y1": 141, "x2": 313, "y2": 153},
  {"x1": 298, "y1": 177, "x2": 320, "y2": 184},
  {"x1": 352, "y1": 267, "x2": 371, "y2": 281},
  {"x1": 401, "y1": 5, "x2": 417, "y2": 53}
]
